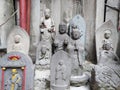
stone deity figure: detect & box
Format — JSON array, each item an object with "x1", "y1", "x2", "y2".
[
  {"x1": 40, "y1": 8, "x2": 55, "y2": 43},
  {"x1": 55, "y1": 60, "x2": 66, "y2": 85},
  {"x1": 54, "y1": 24, "x2": 69, "y2": 52},
  {"x1": 5, "y1": 69, "x2": 21, "y2": 90},
  {"x1": 102, "y1": 30, "x2": 113, "y2": 51},
  {"x1": 12, "y1": 35, "x2": 24, "y2": 51},
  {"x1": 37, "y1": 45, "x2": 51, "y2": 66},
  {"x1": 67, "y1": 26, "x2": 83, "y2": 76},
  {"x1": 99, "y1": 39, "x2": 119, "y2": 64}
]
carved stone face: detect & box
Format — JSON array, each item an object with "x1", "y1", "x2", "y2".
[
  {"x1": 14, "y1": 35, "x2": 21, "y2": 43},
  {"x1": 104, "y1": 30, "x2": 111, "y2": 39},
  {"x1": 44, "y1": 9, "x2": 50, "y2": 19},
  {"x1": 59, "y1": 24, "x2": 67, "y2": 34},
  {"x1": 71, "y1": 31, "x2": 81, "y2": 40}
]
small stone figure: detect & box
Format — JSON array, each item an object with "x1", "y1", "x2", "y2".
[
  {"x1": 12, "y1": 35, "x2": 24, "y2": 51},
  {"x1": 37, "y1": 44, "x2": 51, "y2": 66},
  {"x1": 40, "y1": 8, "x2": 55, "y2": 43},
  {"x1": 55, "y1": 60, "x2": 66, "y2": 85},
  {"x1": 96, "y1": 20, "x2": 118, "y2": 61},
  {"x1": 50, "y1": 51, "x2": 71, "y2": 90},
  {"x1": 7, "y1": 26, "x2": 30, "y2": 54},
  {"x1": 54, "y1": 24, "x2": 69, "y2": 52},
  {"x1": 102, "y1": 30, "x2": 113, "y2": 51}
]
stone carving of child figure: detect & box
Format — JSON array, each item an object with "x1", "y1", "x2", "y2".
[
  {"x1": 38, "y1": 45, "x2": 51, "y2": 66},
  {"x1": 55, "y1": 60, "x2": 66, "y2": 85},
  {"x1": 102, "y1": 30, "x2": 113, "y2": 51},
  {"x1": 12, "y1": 35, "x2": 24, "y2": 52},
  {"x1": 40, "y1": 8, "x2": 55, "y2": 43}
]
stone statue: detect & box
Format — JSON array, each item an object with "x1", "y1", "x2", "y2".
[
  {"x1": 67, "y1": 15, "x2": 90, "y2": 90},
  {"x1": 40, "y1": 8, "x2": 55, "y2": 43},
  {"x1": 12, "y1": 35, "x2": 24, "y2": 51},
  {"x1": 51, "y1": 51, "x2": 71, "y2": 90},
  {"x1": 68, "y1": 27, "x2": 83, "y2": 76},
  {"x1": 7, "y1": 26, "x2": 30, "y2": 54},
  {"x1": 36, "y1": 43, "x2": 51, "y2": 67},
  {"x1": 55, "y1": 60, "x2": 66, "y2": 85},
  {"x1": 96, "y1": 20, "x2": 118, "y2": 61},
  {"x1": 101, "y1": 30, "x2": 113, "y2": 51},
  {"x1": 54, "y1": 24, "x2": 69, "y2": 52}
]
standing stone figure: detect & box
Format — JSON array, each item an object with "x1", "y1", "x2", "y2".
[
  {"x1": 40, "y1": 8, "x2": 55, "y2": 43},
  {"x1": 51, "y1": 51, "x2": 71, "y2": 90},
  {"x1": 55, "y1": 60, "x2": 66, "y2": 85},
  {"x1": 54, "y1": 24, "x2": 69, "y2": 52},
  {"x1": 68, "y1": 27, "x2": 83, "y2": 76}
]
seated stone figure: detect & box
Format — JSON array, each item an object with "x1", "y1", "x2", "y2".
[
  {"x1": 99, "y1": 39, "x2": 119, "y2": 64},
  {"x1": 54, "y1": 23, "x2": 69, "y2": 52},
  {"x1": 36, "y1": 44, "x2": 51, "y2": 67}
]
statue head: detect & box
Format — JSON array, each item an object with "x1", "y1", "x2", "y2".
[
  {"x1": 104, "y1": 30, "x2": 112, "y2": 39},
  {"x1": 71, "y1": 29, "x2": 82, "y2": 40},
  {"x1": 44, "y1": 8, "x2": 50, "y2": 19},
  {"x1": 59, "y1": 23, "x2": 67, "y2": 34},
  {"x1": 12, "y1": 69, "x2": 18, "y2": 75},
  {"x1": 41, "y1": 45, "x2": 47, "y2": 54},
  {"x1": 14, "y1": 35, "x2": 21, "y2": 43}
]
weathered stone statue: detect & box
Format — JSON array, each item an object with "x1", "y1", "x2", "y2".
[
  {"x1": 68, "y1": 28, "x2": 83, "y2": 76},
  {"x1": 67, "y1": 15, "x2": 90, "y2": 90},
  {"x1": 54, "y1": 24, "x2": 69, "y2": 52},
  {"x1": 35, "y1": 40, "x2": 51, "y2": 90},
  {"x1": 51, "y1": 50, "x2": 71, "y2": 90},
  {"x1": 40, "y1": 8, "x2": 55, "y2": 43},
  {"x1": 86, "y1": 20, "x2": 120, "y2": 90},
  {"x1": 12, "y1": 35, "x2": 24, "y2": 51},
  {"x1": 36, "y1": 41, "x2": 51, "y2": 69},
  {"x1": 7, "y1": 26, "x2": 30, "y2": 55},
  {"x1": 96, "y1": 20, "x2": 118, "y2": 61},
  {"x1": 55, "y1": 60, "x2": 67, "y2": 85},
  {"x1": 0, "y1": 52, "x2": 34, "y2": 90}
]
